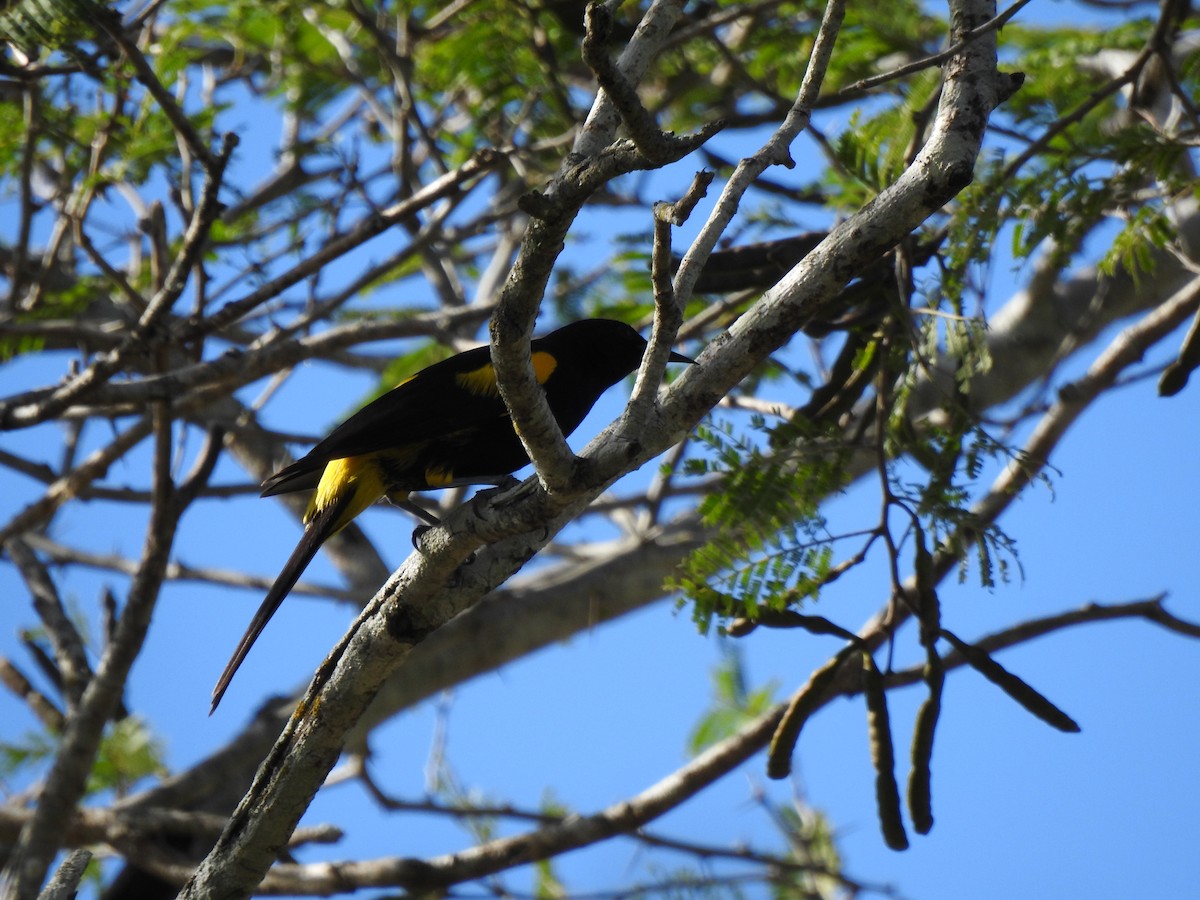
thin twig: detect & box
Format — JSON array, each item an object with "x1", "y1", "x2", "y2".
[
  {"x1": 90, "y1": 12, "x2": 215, "y2": 172},
  {"x1": 672, "y1": 0, "x2": 845, "y2": 308},
  {"x1": 0, "y1": 417, "x2": 155, "y2": 547},
  {"x1": 3, "y1": 400, "x2": 214, "y2": 898},
  {"x1": 244, "y1": 593, "x2": 1194, "y2": 895},
  {"x1": 626, "y1": 170, "x2": 712, "y2": 432},
  {"x1": 33, "y1": 849, "x2": 91, "y2": 900},
  {"x1": 0, "y1": 658, "x2": 65, "y2": 732},
  {"x1": 5, "y1": 538, "x2": 93, "y2": 711},
  {"x1": 186, "y1": 148, "x2": 505, "y2": 342},
  {"x1": 827, "y1": 0, "x2": 1034, "y2": 103},
  {"x1": 0, "y1": 133, "x2": 238, "y2": 431}
]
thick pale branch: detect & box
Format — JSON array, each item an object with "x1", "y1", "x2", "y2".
[
  {"x1": 490, "y1": 0, "x2": 706, "y2": 495},
  {"x1": 107, "y1": 526, "x2": 706, "y2": 866},
  {"x1": 182, "y1": 3, "x2": 1010, "y2": 894},
  {"x1": 979, "y1": 273, "x2": 1200, "y2": 520},
  {"x1": 573, "y1": 0, "x2": 690, "y2": 159},
  {"x1": 35, "y1": 850, "x2": 91, "y2": 900}
]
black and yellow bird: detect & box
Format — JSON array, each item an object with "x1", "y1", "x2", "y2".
[{"x1": 211, "y1": 318, "x2": 694, "y2": 712}]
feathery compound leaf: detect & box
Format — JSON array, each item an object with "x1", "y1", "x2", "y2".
[
  {"x1": 674, "y1": 418, "x2": 848, "y2": 631},
  {"x1": 0, "y1": 0, "x2": 110, "y2": 55},
  {"x1": 688, "y1": 647, "x2": 779, "y2": 755}
]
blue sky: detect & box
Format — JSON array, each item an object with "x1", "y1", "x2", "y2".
[
  {"x1": 2, "y1": 1, "x2": 1198, "y2": 896},
  {"x1": 3, "y1": 308, "x2": 1195, "y2": 897}
]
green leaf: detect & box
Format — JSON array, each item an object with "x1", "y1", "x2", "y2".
[{"x1": 88, "y1": 716, "x2": 168, "y2": 796}]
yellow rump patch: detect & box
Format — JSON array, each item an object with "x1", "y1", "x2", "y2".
[
  {"x1": 454, "y1": 351, "x2": 557, "y2": 397},
  {"x1": 306, "y1": 456, "x2": 387, "y2": 532}
]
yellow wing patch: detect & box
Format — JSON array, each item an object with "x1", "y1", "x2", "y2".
[{"x1": 454, "y1": 352, "x2": 558, "y2": 397}]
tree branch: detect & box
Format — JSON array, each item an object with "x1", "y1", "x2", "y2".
[
  {"x1": 239, "y1": 594, "x2": 1193, "y2": 893},
  {"x1": 177, "y1": 2, "x2": 1010, "y2": 894},
  {"x1": 0, "y1": 416, "x2": 155, "y2": 547},
  {"x1": 3, "y1": 403, "x2": 216, "y2": 898},
  {"x1": 5, "y1": 537, "x2": 92, "y2": 710},
  {"x1": 0, "y1": 134, "x2": 238, "y2": 431}
]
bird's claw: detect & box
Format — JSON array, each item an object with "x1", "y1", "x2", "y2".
[
  {"x1": 411, "y1": 525, "x2": 432, "y2": 552},
  {"x1": 411, "y1": 524, "x2": 477, "y2": 566}
]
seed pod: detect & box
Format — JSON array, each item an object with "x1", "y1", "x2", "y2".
[
  {"x1": 767, "y1": 650, "x2": 849, "y2": 780},
  {"x1": 912, "y1": 525, "x2": 941, "y2": 642},
  {"x1": 908, "y1": 661, "x2": 944, "y2": 835},
  {"x1": 863, "y1": 651, "x2": 909, "y2": 850},
  {"x1": 942, "y1": 630, "x2": 1080, "y2": 733}
]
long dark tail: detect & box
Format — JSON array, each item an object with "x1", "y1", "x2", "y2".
[{"x1": 210, "y1": 492, "x2": 352, "y2": 714}]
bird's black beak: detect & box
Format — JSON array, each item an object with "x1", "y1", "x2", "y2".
[{"x1": 669, "y1": 349, "x2": 697, "y2": 365}]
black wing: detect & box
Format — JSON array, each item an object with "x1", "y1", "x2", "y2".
[{"x1": 262, "y1": 343, "x2": 516, "y2": 496}]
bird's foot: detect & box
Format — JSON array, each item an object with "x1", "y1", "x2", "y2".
[{"x1": 474, "y1": 474, "x2": 522, "y2": 503}]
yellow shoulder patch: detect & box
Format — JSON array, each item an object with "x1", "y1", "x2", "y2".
[
  {"x1": 454, "y1": 351, "x2": 558, "y2": 397},
  {"x1": 532, "y1": 351, "x2": 558, "y2": 384},
  {"x1": 424, "y1": 465, "x2": 456, "y2": 488}
]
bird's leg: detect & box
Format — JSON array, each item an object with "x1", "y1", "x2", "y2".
[
  {"x1": 384, "y1": 493, "x2": 442, "y2": 552},
  {"x1": 414, "y1": 476, "x2": 523, "y2": 554},
  {"x1": 389, "y1": 494, "x2": 474, "y2": 564},
  {"x1": 387, "y1": 494, "x2": 441, "y2": 526},
  {"x1": 471, "y1": 476, "x2": 553, "y2": 544}
]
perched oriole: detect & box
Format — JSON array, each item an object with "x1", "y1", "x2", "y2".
[{"x1": 211, "y1": 318, "x2": 693, "y2": 711}]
